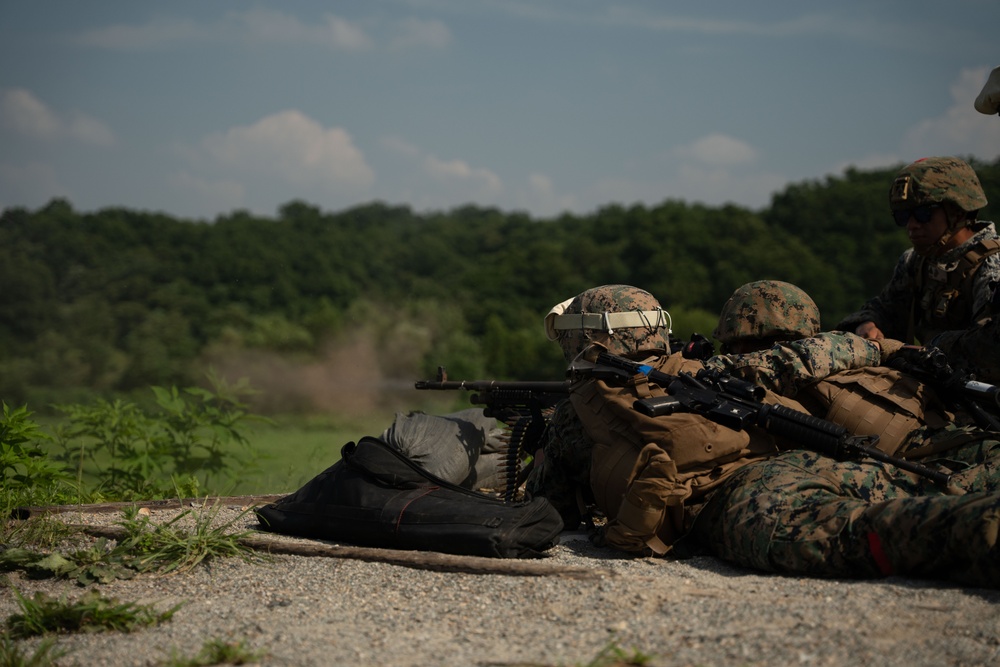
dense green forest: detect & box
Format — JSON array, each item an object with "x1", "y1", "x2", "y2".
[{"x1": 3, "y1": 158, "x2": 999, "y2": 414}]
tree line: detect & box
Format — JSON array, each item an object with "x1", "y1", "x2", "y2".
[{"x1": 2, "y1": 157, "x2": 998, "y2": 413}]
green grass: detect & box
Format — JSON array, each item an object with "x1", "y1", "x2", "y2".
[
  {"x1": 160, "y1": 637, "x2": 265, "y2": 666},
  {"x1": 6, "y1": 589, "x2": 181, "y2": 638},
  {"x1": 0, "y1": 633, "x2": 68, "y2": 666},
  {"x1": 232, "y1": 410, "x2": 402, "y2": 494}
]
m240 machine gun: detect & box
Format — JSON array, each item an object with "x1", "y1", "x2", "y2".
[{"x1": 415, "y1": 367, "x2": 570, "y2": 501}]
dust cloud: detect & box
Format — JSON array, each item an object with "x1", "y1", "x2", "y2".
[{"x1": 199, "y1": 334, "x2": 424, "y2": 416}]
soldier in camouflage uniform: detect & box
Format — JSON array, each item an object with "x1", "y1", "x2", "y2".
[
  {"x1": 525, "y1": 284, "x2": 672, "y2": 530},
  {"x1": 836, "y1": 156, "x2": 1000, "y2": 383},
  {"x1": 529, "y1": 285, "x2": 812, "y2": 553},
  {"x1": 689, "y1": 279, "x2": 1000, "y2": 585},
  {"x1": 705, "y1": 280, "x2": 995, "y2": 461},
  {"x1": 532, "y1": 283, "x2": 1000, "y2": 586}
]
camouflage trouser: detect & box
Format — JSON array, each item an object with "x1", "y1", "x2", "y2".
[
  {"x1": 905, "y1": 422, "x2": 1000, "y2": 493},
  {"x1": 524, "y1": 399, "x2": 594, "y2": 529},
  {"x1": 692, "y1": 448, "x2": 1000, "y2": 587}
]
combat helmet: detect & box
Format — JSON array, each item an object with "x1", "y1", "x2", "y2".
[
  {"x1": 889, "y1": 156, "x2": 988, "y2": 216},
  {"x1": 544, "y1": 285, "x2": 671, "y2": 362},
  {"x1": 713, "y1": 280, "x2": 820, "y2": 351}
]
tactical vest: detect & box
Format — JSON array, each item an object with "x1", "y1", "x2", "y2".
[
  {"x1": 573, "y1": 353, "x2": 797, "y2": 554},
  {"x1": 912, "y1": 237, "x2": 1000, "y2": 343},
  {"x1": 805, "y1": 366, "x2": 955, "y2": 457}
]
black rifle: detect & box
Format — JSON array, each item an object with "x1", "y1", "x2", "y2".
[
  {"x1": 586, "y1": 351, "x2": 951, "y2": 486},
  {"x1": 887, "y1": 346, "x2": 1000, "y2": 431},
  {"x1": 414, "y1": 367, "x2": 571, "y2": 501}
]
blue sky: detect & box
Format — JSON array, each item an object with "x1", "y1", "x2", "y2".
[{"x1": 2, "y1": 1, "x2": 999, "y2": 221}]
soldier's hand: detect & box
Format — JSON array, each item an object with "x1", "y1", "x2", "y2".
[{"x1": 855, "y1": 321, "x2": 885, "y2": 340}]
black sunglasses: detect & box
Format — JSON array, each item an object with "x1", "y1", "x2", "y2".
[{"x1": 892, "y1": 204, "x2": 939, "y2": 227}]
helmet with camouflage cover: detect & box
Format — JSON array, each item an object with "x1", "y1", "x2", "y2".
[
  {"x1": 713, "y1": 280, "x2": 820, "y2": 349},
  {"x1": 544, "y1": 285, "x2": 671, "y2": 362},
  {"x1": 888, "y1": 156, "x2": 988, "y2": 216}
]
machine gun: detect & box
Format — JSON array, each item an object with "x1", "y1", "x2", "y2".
[
  {"x1": 586, "y1": 351, "x2": 952, "y2": 486},
  {"x1": 887, "y1": 346, "x2": 1000, "y2": 431},
  {"x1": 415, "y1": 367, "x2": 571, "y2": 501}
]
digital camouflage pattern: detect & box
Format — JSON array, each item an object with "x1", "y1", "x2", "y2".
[
  {"x1": 889, "y1": 156, "x2": 988, "y2": 213},
  {"x1": 934, "y1": 311, "x2": 1000, "y2": 385},
  {"x1": 703, "y1": 331, "x2": 881, "y2": 397},
  {"x1": 835, "y1": 221, "x2": 1000, "y2": 370},
  {"x1": 712, "y1": 280, "x2": 821, "y2": 347},
  {"x1": 691, "y1": 447, "x2": 1000, "y2": 586},
  {"x1": 523, "y1": 398, "x2": 594, "y2": 529},
  {"x1": 554, "y1": 284, "x2": 671, "y2": 362}
]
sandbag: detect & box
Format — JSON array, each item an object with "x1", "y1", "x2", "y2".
[
  {"x1": 378, "y1": 408, "x2": 508, "y2": 489},
  {"x1": 255, "y1": 436, "x2": 563, "y2": 558}
]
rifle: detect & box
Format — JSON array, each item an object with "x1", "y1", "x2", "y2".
[
  {"x1": 414, "y1": 367, "x2": 571, "y2": 501},
  {"x1": 887, "y1": 346, "x2": 1000, "y2": 431},
  {"x1": 586, "y1": 351, "x2": 951, "y2": 486}
]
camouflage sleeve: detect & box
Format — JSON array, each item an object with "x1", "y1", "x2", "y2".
[
  {"x1": 835, "y1": 250, "x2": 917, "y2": 339},
  {"x1": 928, "y1": 315, "x2": 1000, "y2": 385},
  {"x1": 702, "y1": 332, "x2": 882, "y2": 396}
]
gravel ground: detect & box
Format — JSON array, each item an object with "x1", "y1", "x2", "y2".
[{"x1": 4, "y1": 503, "x2": 1000, "y2": 667}]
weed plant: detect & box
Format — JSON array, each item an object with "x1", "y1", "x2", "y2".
[
  {"x1": 5, "y1": 589, "x2": 181, "y2": 638},
  {"x1": 0, "y1": 633, "x2": 68, "y2": 667},
  {"x1": 51, "y1": 373, "x2": 267, "y2": 500},
  {"x1": 115, "y1": 505, "x2": 263, "y2": 574},
  {"x1": 1, "y1": 505, "x2": 263, "y2": 584},
  {"x1": 161, "y1": 636, "x2": 266, "y2": 666}
]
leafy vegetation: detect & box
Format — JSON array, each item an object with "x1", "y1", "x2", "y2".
[
  {"x1": 0, "y1": 633, "x2": 68, "y2": 667},
  {"x1": 160, "y1": 637, "x2": 265, "y2": 667},
  {"x1": 4, "y1": 158, "x2": 996, "y2": 413},
  {"x1": 1, "y1": 505, "x2": 263, "y2": 585},
  {"x1": 50, "y1": 374, "x2": 265, "y2": 500},
  {"x1": 5, "y1": 589, "x2": 180, "y2": 638}
]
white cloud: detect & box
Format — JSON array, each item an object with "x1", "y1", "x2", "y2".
[
  {"x1": 389, "y1": 18, "x2": 451, "y2": 50},
  {"x1": 379, "y1": 135, "x2": 421, "y2": 157},
  {"x1": 827, "y1": 152, "x2": 903, "y2": 177},
  {"x1": 519, "y1": 172, "x2": 578, "y2": 217},
  {"x1": 423, "y1": 154, "x2": 503, "y2": 196},
  {"x1": 75, "y1": 10, "x2": 455, "y2": 53},
  {"x1": 67, "y1": 115, "x2": 116, "y2": 146},
  {"x1": 232, "y1": 9, "x2": 372, "y2": 50},
  {"x1": 0, "y1": 89, "x2": 61, "y2": 140},
  {"x1": 202, "y1": 110, "x2": 375, "y2": 191},
  {"x1": 677, "y1": 133, "x2": 757, "y2": 166},
  {"x1": 0, "y1": 88, "x2": 115, "y2": 146},
  {"x1": 901, "y1": 66, "x2": 1000, "y2": 161},
  {"x1": 76, "y1": 17, "x2": 206, "y2": 50}
]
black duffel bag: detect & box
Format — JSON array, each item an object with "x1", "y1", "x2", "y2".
[{"x1": 255, "y1": 436, "x2": 563, "y2": 558}]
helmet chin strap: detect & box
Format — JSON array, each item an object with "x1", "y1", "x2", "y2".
[{"x1": 918, "y1": 205, "x2": 965, "y2": 257}]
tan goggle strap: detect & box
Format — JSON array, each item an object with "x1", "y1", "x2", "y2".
[{"x1": 549, "y1": 309, "x2": 672, "y2": 335}]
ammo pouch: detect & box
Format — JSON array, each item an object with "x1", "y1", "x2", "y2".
[
  {"x1": 810, "y1": 368, "x2": 950, "y2": 456},
  {"x1": 255, "y1": 436, "x2": 563, "y2": 558}
]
